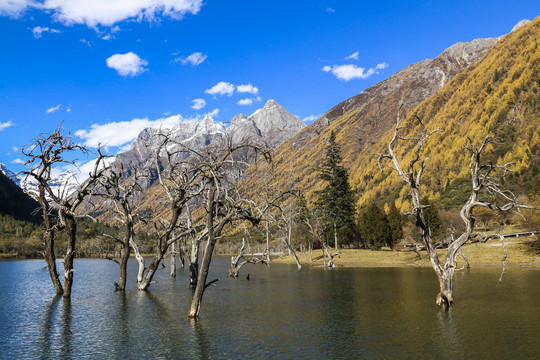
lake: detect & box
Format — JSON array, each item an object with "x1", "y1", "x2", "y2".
[{"x1": 1, "y1": 257, "x2": 539, "y2": 359}]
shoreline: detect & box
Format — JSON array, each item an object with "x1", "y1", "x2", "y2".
[
  {"x1": 272, "y1": 238, "x2": 540, "y2": 269},
  {"x1": 2, "y1": 238, "x2": 539, "y2": 269}
]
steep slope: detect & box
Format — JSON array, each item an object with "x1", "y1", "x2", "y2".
[
  {"x1": 353, "y1": 17, "x2": 540, "y2": 210},
  {"x1": 240, "y1": 24, "x2": 507, "y2": 204},
  {"x1": 0, "y1": 166, "x2": 41, "y2": 224}
]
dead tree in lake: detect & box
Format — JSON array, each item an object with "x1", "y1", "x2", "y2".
[
  {"x1": 94, "y1": 164, "x2": 148, "y2": 289},
  {"x1": 229, "y1": 237, "x2": 269, "y2": 278},
  {"x1": 377, "y1": 106, "x2": 539, "y2": 307},
  {"x1": 137, "y1": 134, "x2": 206, "y2": 291},
  {"x1": 188, "y1": 138, "x2": 274, "y2": 318},
  {"x1": 21, "y1": 124, "x2": 109, "y2": 297}
]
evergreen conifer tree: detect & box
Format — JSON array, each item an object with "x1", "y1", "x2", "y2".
[
  {"x1": 315, "y1": 131, "x2": 356, "y2": 248},
  {"x1": 421, "y1": 197, "x2": 443, "y2": 239},
  {"x1": 359, "y1": 202, "x2": 392, "y2": 249},
  {"x1": 386, "y1": 201, "x2": 403, "y2": 245}
]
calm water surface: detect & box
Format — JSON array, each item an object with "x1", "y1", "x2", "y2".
[{"x1": 1, "y1": 258, "x2": 539, "y2": 359}]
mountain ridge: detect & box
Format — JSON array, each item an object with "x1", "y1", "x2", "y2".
[{"x1": 240, "y1": 18, "x2": 538, "y2": 211}]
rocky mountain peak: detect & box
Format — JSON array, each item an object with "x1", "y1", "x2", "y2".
[
  {"x1": 249, "y1": 99, "x2": 304, "y2": 133},
  {"x1": 511, "y1": 19, "x2": 531, "y2": 32},
  {"x1": 439, "y1": 37, "x2": 499, "y2": 67},
  {"x1": 231, "y1": 113, "x2": 249, "y2": 126},
  {"x1": 194, "y1": 115, "x2": 220, "y2": 136},
  {"x1": 263, "y1": 99, "x2": 278, "y2": 108}
]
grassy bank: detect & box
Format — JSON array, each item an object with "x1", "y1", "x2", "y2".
[{"x1": 273, "y1": 237, "x2": 540, "y2": 268}]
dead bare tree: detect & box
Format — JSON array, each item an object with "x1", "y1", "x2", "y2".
[
  {"x1": 377, "y1": 107, "x2": 539, "y2": 307},
  {"x1": 278, "y1": 210, "x2": 302, "y2": 269},
  {"x1": 93, "y1": 163, "x2": 147, "y2": 289},
  {"x1": 137, "y1": 134, "x2": 206, "y2": 291},
  {"x1": 303, "y1": 208, "x2": 334, "y2": 268},
  {"x1": 188, "y1": 139, "x2": 273, "y2": 318},
  {"x1": 21, "y1": 124, "x2": 109, "y2": 297},
  {"x1": 229, "y1": 237, "x2": 269, "y2": 278}
]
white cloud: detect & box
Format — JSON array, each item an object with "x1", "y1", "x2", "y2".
[
  {"x1": 31, "y1": 26, "x2": 61, "y2": 38},
  {"x1": 322, "y1": 62, "x2": 388, "y2": 81},
  {"x1": 74, "y1": 157, "x2": 114, "y2": 182},
  {"x1": 3, "y1": 0, "x2": 203, "y2": 27},
  {"x1": 11, "y1": 158, "x2": 25, "y2": 165},
  {"x1": 191, "y1": 98, "x2": 206, "y2": 110},
  {"x1": 0, "y1": 0, "x2": 31, "y2": 17},
  {"x1": 106, "y1": 52, "x2": 148, "y2": 77},
  {"x1": 75, "y1": 114, "x2": 187, "y2": 148},
  {"x1": 46, "y1": 104, "x2": 61, "y2": 114},
  {"x1": 99, "y1": 25, "x2": 120, "y2": 40},
  {"x1": 345, "y1": 51, "x2": 359, "y2": 60},
  {"x1": 205, "y1": 81, "x2": 235, "y2": 96},
  {"x1": 237, "y1": 98, "x2": 253, "y2": 106},
  {"x1": 326, "y1": 7, "x2": 335, "y2": 13},
  {"x1": 205, "y1": 109, "x2": 219, "y2": 118},
  {"x1": 80, "y1": 38, "x2": 91, "y2": 46},
  {"x1": 0, "y1": 121, "x2": 14, "y2": 131},
  {"x1": 303, "y1": 114, "x2": 323, "y2": 123},
  {"x1": 66, "y1": 106, "x2": 71, "y2": 112},
  {"x1": 12, "y1": 146, "x2": 19, "y2": 152},
  {"x1": 175, "y1": 52, "x2": 207, "y2": 66},
  {"x1": 237, "y1": 83, "x2": 259, "y2": 94}
]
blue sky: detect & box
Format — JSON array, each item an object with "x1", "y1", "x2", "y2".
[{"x1": 0, "y1": 0, "x2": 538, "y2": 176}]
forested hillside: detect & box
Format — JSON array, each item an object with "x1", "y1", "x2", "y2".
[
  {"x1": 241, "y1": 17, "x2": 540, "y2": 213},
  {"x1": 355, "y1": 17, "x2": 540, "y2": 210}
]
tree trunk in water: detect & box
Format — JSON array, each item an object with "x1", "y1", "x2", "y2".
[
  {"x1": 189, "y1": 182, "x2": 217, "y2": 319},
  {"x1": 117, "y1": 224, "x2": 133, "y2": 291},
  {"x1": 44, "y1": 228, "x2": 63, "y2": 294},
  {"x1": 229, "y1": 260, "x2": 240, "y2": 278},
  {"x1": 229, "y1": 239, "x2": 244, "y2": 278},
  {"x1": 138, "y1": 251, "x2": 165, "y2": 290},
  {"x1": 188, "y1": 235, "x2": 216, "y2": 318},
  {"x1": 63, "y1": 215, "x2": 77, "y2": 298},
  {"x1": 40, "y1": 195, "x2": 63, "y2": 295},
  {"x1": 117, "y1": 241, "x2": 130, "y2": 290},
  {"x1": 436, "y1": 269, "x2": 454, "y2": 307},
  {"x1": 170, "y1": 241, "x2": 177, "y2": 278},
  {"x1": 129, "y1": 238, "x2": 145, "y2": 283},
  {"x1": 189, "y1": 237, "x2": 200, "y2": 286}
]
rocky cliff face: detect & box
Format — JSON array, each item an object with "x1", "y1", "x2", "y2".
[{"x1": 114, "y1": 114, "x2": 226, "y2": 188}]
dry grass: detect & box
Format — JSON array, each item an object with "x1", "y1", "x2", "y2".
[{"x1": 274, "y1": 237, "x2": 540, "y2": 268}]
